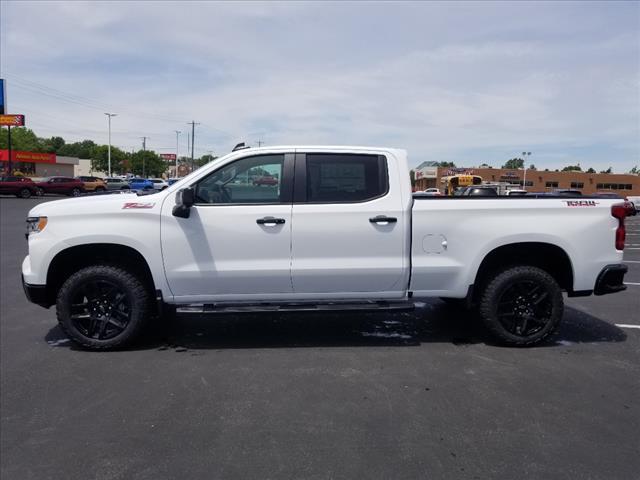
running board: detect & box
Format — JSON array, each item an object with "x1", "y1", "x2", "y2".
[{"x1": 176, "y1": 300, "x2": 415, "y2": 314}]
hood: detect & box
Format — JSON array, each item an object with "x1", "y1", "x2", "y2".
[{"x1": 28, "y1": 191, "x2": 162, "y2": 218}]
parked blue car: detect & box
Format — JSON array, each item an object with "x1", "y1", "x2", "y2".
[{"x1": 128, "y1": 178, "x2": 154, "y2": 190}]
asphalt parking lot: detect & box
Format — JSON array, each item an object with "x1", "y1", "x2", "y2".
[{"x1": 1, "y1": 197, "x2": 639, "y2": 480}]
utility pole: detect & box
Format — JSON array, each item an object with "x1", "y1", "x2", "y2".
[
  {"x1": 141, "y1": 136, "x2": 149, "y2": 177},
  {"x1": 257, "y1": 139, "x2": 264, "y2": 147},
  {"x1": 187, "y1": 120, "x2": 200, "y2": 172},
  {"x1": 104, "y1": 113, "x2": 117, "y2": 176},
  {"x1": 522, "y1": 151, "x2": 531, "y2": 190},
  {"x1": 174, "y1": 130, "x2": 181, "y2": 178}
]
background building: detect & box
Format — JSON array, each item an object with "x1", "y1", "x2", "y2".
[{"x1": 413, "y1": 165, "x2": 640, "y2": 195}]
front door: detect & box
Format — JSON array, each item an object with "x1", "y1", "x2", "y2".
[
  {"x1": 290, "y1": 151, "x2": 408, "y2": 298},
  {"x1": 161, "y1": 153, "x2": 294, "y2": 302}
]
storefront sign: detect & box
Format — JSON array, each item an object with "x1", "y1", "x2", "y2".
[{"x1": 0, "y1": 150, "x2": 56, "y2": 164}]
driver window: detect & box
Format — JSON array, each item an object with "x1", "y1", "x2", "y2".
[{"x1": 195, "y1": 154, "x2": 284, "y2": 204}]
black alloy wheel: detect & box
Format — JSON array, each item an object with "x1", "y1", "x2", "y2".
[
  {"x1": 71, "y1": 188, "x2": 81, "y2": 196},
  {"x1": 19, "y1": 188, "x2": 32, "y2": 198},
  {"x1": 495, "y1": 281, "x2": 553, "y2": 337},
  {"x1": 69, "y1": 279, "x2": 132, "y2": 341},
  {"x1": 56, "y1": 265, "x2": 151, "y2": 350},
  {"x1": 478, "y1": 266, "x2": 563, "y2": 346}
]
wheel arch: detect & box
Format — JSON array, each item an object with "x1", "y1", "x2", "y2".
[
  {"x1": 473, "y1": 242, "x2": 575, "y2": 299},
  {"x1": 45, "y1": 243, "x2": 156, "y2": 307}
]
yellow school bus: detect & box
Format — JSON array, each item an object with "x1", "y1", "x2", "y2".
[{"x1": 441, "y1": 175, "x2": 483, "y2": 196}]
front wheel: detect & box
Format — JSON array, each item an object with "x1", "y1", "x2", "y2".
[
  {"x1": 56, "y1": 265, "x2": 151, "y2": 350},
  {"x1": 70, "y1": 188, "x2": 81, "y2": 197},
  {"x1": 478, "y1": 266, "x2": 563, "y2": 347},
  {"x1": 18, "y1": 188, "x2": 32, "y2": 199}
]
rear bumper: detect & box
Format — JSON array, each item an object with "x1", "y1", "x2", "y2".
[
  {"x1": 21, "y1": 274, "x2": 51, "y2": 308},
  {"x1": 594, "y1": 264, "x2": 628, "y2": 296}
]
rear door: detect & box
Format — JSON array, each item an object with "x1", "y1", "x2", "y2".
[{"x1": 290, "y1": 151, "x2": 407, "y2": 298}]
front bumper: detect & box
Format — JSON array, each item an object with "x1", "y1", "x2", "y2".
[
  {"x1": 22, "y1": 274, "x2": 51, "y2": 308},
  {"x1": 594, "y1": 264, "x2": 628, "y2": 296}
]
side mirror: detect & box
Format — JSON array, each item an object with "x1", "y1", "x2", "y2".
[{"x1": 172, "y1": 187, "x2": 195, "y2": 218}]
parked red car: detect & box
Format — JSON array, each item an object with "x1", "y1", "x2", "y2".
[
  {"x1": 0, "y1": 176, "x2": 40, "y2": 198},
  {"x1": 35, "y1": 176, "x2": 85, "y2": 196},
  {"x1": 252, "y1": 175, "x2": 279, "y2": 186}
]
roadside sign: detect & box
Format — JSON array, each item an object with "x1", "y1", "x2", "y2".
[
  {"x1": 160, "y1": 153, "x2": 177, "y2": 161},
  {"x1": 0, "y1": 114, "x2": 25, "y2": 126}
]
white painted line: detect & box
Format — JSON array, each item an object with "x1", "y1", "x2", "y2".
[
  {"x1": 624, "y1": 282, "x2": 640, "y2": 286},
  {"x1": 624, "y1": 260, "x2": 640, "y2": 263},
  {"x1": 616, "y1": 324, "x2": 640, "y2": 329}
]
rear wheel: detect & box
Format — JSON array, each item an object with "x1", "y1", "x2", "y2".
[
  {"x1": 70, "y1": 187, "x2": 81, "y2": 197},
  {"x1": 56, "y1": 265, "x2": 151, "y2": 350},
  {"x1": 478, "y1": 266, "x2": 563, "y2": 347},
  {"x1": 18, "y1": 188, "x2": 32, "y2": 199}
]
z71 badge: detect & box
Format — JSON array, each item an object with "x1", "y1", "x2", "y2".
[
  {"x1": 122, "y1": 202, "x2": 155, "y2": 209},
  {"x1": 564, "y1": 200, "x2": 599, "y2": 207}
]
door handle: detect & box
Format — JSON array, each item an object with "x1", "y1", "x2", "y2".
[
  {"x1": 369, "y1": 215, "x2": 397, "y2": 224},
  {"x1": 256, "y1": 216, "x2": 286, "y2": 225}
]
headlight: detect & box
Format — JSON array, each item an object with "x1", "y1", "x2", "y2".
[{"x1": 26, "y1": 216, "x2": 48, "y2": 235}]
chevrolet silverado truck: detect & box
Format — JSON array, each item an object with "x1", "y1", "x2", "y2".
[{"x1": 22, "y1": 146, "x2": 635, "y2": 350}]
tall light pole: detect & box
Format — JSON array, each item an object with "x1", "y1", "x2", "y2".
[
  {"x1": 174, "y1": 130, "x2": 181, "y2": 178},
  {"x1": 104, "y1": 113, "x2": 117, "y2": 176},
  {"x1": 522, "y1": 151, "x2": 531, "y2": 190}
]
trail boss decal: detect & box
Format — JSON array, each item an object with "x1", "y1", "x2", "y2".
[
  {"x1": 122, "y1": 202, "x2": 155, "y2": 209},
  {"x1": 564, "y1": 200, "x2": 599, "y2": 207}
]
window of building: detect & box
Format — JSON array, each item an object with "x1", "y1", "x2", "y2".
[
  {"x1": 570, "y1": 182, "x2": 584, "y2": 189},
  {"x1": 305, "y1": 154, "x2": 388, "y2": 203},
  {"x1": 545, "y1": 181, "x2": 559, "y2": 188},
  {"x1": 195, "y1": 154, "x2": 285, "y2": 204}
]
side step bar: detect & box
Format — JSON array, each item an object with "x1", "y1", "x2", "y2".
[{"x1": 176, "y1": 300, "x2": 415, "y2": 314}]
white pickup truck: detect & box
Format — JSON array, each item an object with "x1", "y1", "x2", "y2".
[{"x1": 22, "y1": 146, "x2": 635, "y2": 350}]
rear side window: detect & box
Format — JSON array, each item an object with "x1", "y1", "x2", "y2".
[{"x1": 305, "y1": 154, "x2": 388, "y2": 203}]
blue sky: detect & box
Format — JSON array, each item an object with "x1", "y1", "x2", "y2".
[{"x1": 1, "y1": 1, "x2": 638, "y2": 172}]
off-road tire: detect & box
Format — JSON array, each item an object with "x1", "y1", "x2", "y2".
[
  {"x1": 56, "y1": 265, "x2": 151, "y2": 350},
  {"x1": 478, "y1": 266, "x2": 563, "y2": 347}
]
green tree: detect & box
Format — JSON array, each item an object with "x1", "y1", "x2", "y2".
[
  {"x1": 600, "y1": 167, "x2": 612, "y2": 174},
  {"x1": 129, "y1": 150, "x2": 166, "y2": 177},
  {"x1": 528, "y1": 164, "x2": 536, "y2": 170},
  {"x1": 586, "y1": 167, "x2": 596, "y2": 174},
  {"x1": 410, "y1": 169, "x2": 416, "y2": 187},
  {"x1": 58, "y1": 140, "x2": 98, "y2": 159},
  {"x1": 196, "y1": 154, "x2": 217, "y2": 168},
  {"x1": 629, "y1": 165, "x2": 639, "y2": 175},
  {"x1": 502, "y1": 158, "x2": 524, "y2": 169},
  {"x1": 0, "y1": 127, "x2": 45, "y2": 151},
  {"x1": 43, "y1": 136, "x2": 65, "y2": 153},
  {"x1": 434, "y1": 161, "x2": 456, "y2": 168},
  {"x1": 90, "y1": 145, "x2": 128, "y2": 174},
  {"x1": 561, "y1": 165, "x2": 582, "y2": 172}
]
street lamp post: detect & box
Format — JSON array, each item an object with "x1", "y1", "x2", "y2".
[
  {"x1": 522, "y1": 151, "x2": 531, "y2": 190},
  {"x1": 175, "y1": 130, "x2": 181, "y2": 178},
  {"x1": 104, "y1": 113, "x2": 117, "y2": 176}
]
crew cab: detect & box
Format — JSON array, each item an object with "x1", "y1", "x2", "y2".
[
  {"x1": 0, "y1": 176, "x2": 39, "y2": 198},
  {"x1": 21, "y1": 146, "x2": 634, "y2": 350}
]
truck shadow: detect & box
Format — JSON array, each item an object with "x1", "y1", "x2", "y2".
[{"x1": 44, "y1": 301, "x2": 627, "y2": 351}]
